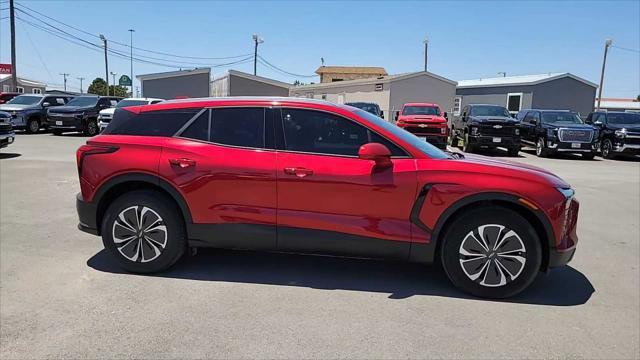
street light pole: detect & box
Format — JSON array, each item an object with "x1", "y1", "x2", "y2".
[
  {"x1": 100, "y1": 34, "x2": 109, "y2": 96},
  {"x1": 9, "y1": 0, "x2": 18, "y2": 92},
  {"x1": 128, "y1": 29, "x2": 135, "y2": 95},
  {"x1": 423, "y1": 37, "x2": 429, "y2": 72},
  {"x1": 252, "y1": 34, "x2": 263, "y2": 76},
  {"x1": 77, "y1": 77, "x2": 85, "y2": 94},
  {"x1": 59, "y1": 73, "x2": 69, "y2": 91},
  {"x1": 110, "y1": 72, "x2": 117, "y2": 89},
  {"x1": 596, "y1": 38, "x2": 613, "y2": 111}
]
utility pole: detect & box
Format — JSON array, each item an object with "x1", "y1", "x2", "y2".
[
  {"x1": 100, "y1": 34, "x2": 109, "y2": 95},
  {"x1": 77, "y1": 77, "x2": 85, "y2": 94},
  {"x1": 423, "y1": 37, "x2": 429, "y2": 72},
  {"x1": 596, "y1": 39, "x2": 613, "y2": 111},
  {"x1": 128, "y1": 29, "x2": 135, "y2": 94},
  {"x1": 498, "y1": 72, "x2": 507, "y2": 77},
  {"x1": 110, "y1": 72, "x2": 117, "y2": 88},
  {"x1": 59, "y1": 73, "x2": 69, "y2": 91},
  {"x1": 252, "y1": 33, "x2": 263, "y2": 76},
  {"x1": 9, "y1": 0, "x2": 18, "y2": 92}
]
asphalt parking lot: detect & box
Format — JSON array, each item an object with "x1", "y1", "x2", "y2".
[{"x1": 1, "y1": 133, "x2": 639, "y2": 359}]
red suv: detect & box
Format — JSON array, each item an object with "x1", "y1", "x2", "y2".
[
  {"x1": 76, "y1": 98, "x2": 579, "y2": 298},
  {"x1": 396, "y1": 103, "x2": 449, "y2": 149}
]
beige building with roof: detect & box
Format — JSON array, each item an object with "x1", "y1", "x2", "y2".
[
  {"x1": 315, "y1": 66, "x2": 387, "y2": 83},
  {"x1": 291, "y1": 71, "x2": 457, "y2": 121}
]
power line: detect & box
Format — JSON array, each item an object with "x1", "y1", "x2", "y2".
[
  {"x1": 15, "y1": 1, "x2": 252, "y2": 61},
  {"x1": 257, "y1": 55, "x2": 316, "y2": 78},
  {"x1": 611, "y1": 45, "x2": 640, "y2": 54}
]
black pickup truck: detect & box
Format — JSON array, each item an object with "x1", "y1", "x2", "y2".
[
  {"x1": 47, "y1": 96, "x2": 121, "y2": 136},
  {"x1": 585, "y1": 111, "x2": 640, "y2": 159},
  {"x1": 450, "y1": 104, "x2": 521, "y2": 156},
  {"x1": 516, "y1": 109, "x2": 599, "y2": 159}
]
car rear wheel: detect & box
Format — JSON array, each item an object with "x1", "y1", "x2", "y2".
[
  {"x1": 440, "y1": 206, "x2": 542, "y2": 298},
  {"x1": 101, "y1": 190, "x2": 186, "y2": 273},
  {"x1": 26, "y1": 118, "x2": 40, "y2": 134}
]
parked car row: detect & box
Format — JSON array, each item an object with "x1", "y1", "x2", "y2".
[{"x1": 345, "y1": 101, "x2": 639, "y2": 161}]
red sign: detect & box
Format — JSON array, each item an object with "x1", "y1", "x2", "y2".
[{"x1": 0, "y1": 64, "x2": 12, "y2": 75}]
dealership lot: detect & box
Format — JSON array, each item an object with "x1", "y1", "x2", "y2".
[{"x1": 1, "y1": 134, "x2": 639, "y2": 359}]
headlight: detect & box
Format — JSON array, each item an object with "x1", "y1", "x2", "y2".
[
  {"x1": 74, "y1": 112, "x2": 86, "y2": 119},
  {"x1": 470, "y1": 126, "x2": 479, "y2": 135},
  {"x1": 615, "y1": 129, "x2": 627, "y2": 138},
  {"x1": 547, "y1": 128, "x2": 555, "y2": 137}
]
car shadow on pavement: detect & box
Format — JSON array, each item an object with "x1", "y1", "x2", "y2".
[
  {"x1": 87, "y1": 248, "x2": 594, "y2": 306},
  {"x1": 0, "y1": 152, "x2": 21, "y2": 159},
  {"x1": 520, "y1": 148, "x2": 605, "y2": 161}
]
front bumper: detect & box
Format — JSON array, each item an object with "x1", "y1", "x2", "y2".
[
  {"x1": 468, "y1": 134, "x2": 521, "y2": 147},
  {"x1": 77, "y1": 192, "x2": 99, "y2": 235},
  {"x1": 47, "y1": 115, "x2": 83, "y2": 130},
  {"x1": 612, "y1": 143, "x2": 640, "y2": 155},
  {"x1": 547, "y1": 139, "x2": 598, "y2": 154},
  {"x1": 0, "y1": 131, "x2": 15, "y2": 148}
]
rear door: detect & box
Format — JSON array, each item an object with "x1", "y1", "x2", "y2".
[
  {"x1": 159, "y1": 107, "x2": 277, "y2": 250},
  {"x1": 274, "y1": 107, "x2": 418, "y2": 259}
]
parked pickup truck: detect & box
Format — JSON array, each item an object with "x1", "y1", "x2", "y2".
[
  {"x1": 98, "y1": 97, "x2": 163, "y2": 132},
  {"x1": 47, "y1": 96, "x2": 121, "y2": 136},
  {"x1": 0, "y1": 94, "x2": 71, "y2": 133},
  {"x1": 450, "y1": 104, "x2": 521, "y2": 156},
  {"x1": 395, "y1": 102, "x2": 448, "y2": 149},
  {"x1": 585, "y1": 111, "x2": 640, "y2": 159},
  {"x1": 0, "y1": 111, "x2": 15, "y2": 149},
  {"x1": 516, "y1": 109, "x2": 598, "y2": 159},
  {"x1": 345, "y1": 102, "x2": 382, "y2": 117}
]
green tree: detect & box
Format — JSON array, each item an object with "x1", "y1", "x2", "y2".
[
  {"x1": 636, "y1": 94, "x2": 640, "y2": 101},
  {"x1": 87, "y1": 77, "x2": 129, "y2": 97}
]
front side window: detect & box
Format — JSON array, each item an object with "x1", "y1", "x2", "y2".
[
  {"x1": 402, "y1": 106, "x2": 440, "y2": 116},
  {"x1": 210, "y1": 108, "x2": 265, "y2": 148},
  {"x1": 281, "y1": 108, "x2": 406, "y2": 157}
]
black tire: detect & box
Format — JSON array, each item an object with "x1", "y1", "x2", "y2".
[
  {"x1": 582, "y1": 152, "x2": 595, "y2": 160},
  {"x1": 84, "y1": 118, "x2": 99, "y2": 136},
  {"x1": 100, "y1": 190, "x2": 186, "y2": 273},
  {"x1": 601, "y1": 139, "x2": 615, "y2": 159},
  {"x1": 462, "y1": 132, "x2": 475, "y2": 153},
  {"x1": 25, "y1": 118, "x2": 40, "y2": 134},
  {"x1": 535, "y1": 137, "x2": 549, "y2": 158},
  {"x1": 448, "y1": 127, "x2": 457, "y2": 147},
  {"x1": 507, "y1": 146, "x2": 520, "y2": 157},
  {"x1": 52, "y1": 129, "x2": 63, "y2": 136},
  {"x1": 440, "y1": 206, "x2": 542, "y2": 298}
]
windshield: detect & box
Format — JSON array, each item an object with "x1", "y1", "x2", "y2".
[
  {"x1": 608, "y1": 113, "x2": 640, "y2": 125},
  {"x1": 353, "y1": 109, "x2": 449, "y2": 159},
  {"x1": 116, "y1": 99, "x2": 149, "y2": 108},
  {"x1": 402, "y1": 106, "x2": 440, "y2": 116},
  {"x1": 470, "y1": 105, "x2": 511, "y2": 117},
  {"x1": 66, "y1": 96, "x2": 98, "y2": 107},
  {"x1": 346, "y1": 103, "x2": 379, "y2": 115},
  {"x1": 6, "y1": 95, "x2": 41, "y2": 105},
  {"x1": 542, "y1": 112, "x2": 583, "y2": 124}
]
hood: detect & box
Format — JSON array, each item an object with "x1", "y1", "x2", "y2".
[
  {"x1": 456, "y1": 153, "x2": 569, "y2": 188},
  {"x1": 0, "y1": 104, "x2": 36, "y2": 111},
  {"x1": 99, "y1": 107, "x2": 116, "y2": 116},
  {"x1": 398, "y1": 115, "x2": 447, "y2": 123},
  {"x1": 470, "y1": 115, "x2": 519, "y2": 124},
  {"x1": 543, "y1": 122, "x2": 595, "y2": 130},
  {"x1": 607, "y1": 124, "x2": 640, "y2": 132},
  {"x1": 48, "y1": 105, "x2": 94, "y2": 114}
]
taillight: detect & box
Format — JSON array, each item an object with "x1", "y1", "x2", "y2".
[{"x1": 76, "y1": 143, "x2": 119, "y2": 174}]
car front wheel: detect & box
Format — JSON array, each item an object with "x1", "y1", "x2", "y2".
[
  {"x1": 26, "y1": 118, "x2": 40, "y2": 134},
  {"x1": 440, "y1": 206, "x2": 542, "y2": 298},
  {"x1": 463, "y1": 133, "x2": 475, "y2": 153},
  {"x1": 601, "y1": 139, "x2": 615, "y2": 159},
  {"x1": 84, "y1": 119, "x2": 99, "y2": 136},
  {"x1": 101, "y1": 190, "x2": 186, "y2": 273}
]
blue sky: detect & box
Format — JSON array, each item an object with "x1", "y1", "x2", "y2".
[{"x1": 0, "y1": 0, "x2": 638, "y2": 97}]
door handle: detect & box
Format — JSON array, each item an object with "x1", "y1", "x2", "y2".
[
  {"x1": 283, "y1": 167, "x2": 313, "y2": 178},
  {"x1": 169, "y1": 158, "x2": 196, "y2": 168}
]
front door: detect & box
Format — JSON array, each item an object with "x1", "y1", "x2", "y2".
[
  {"x1": 159, "y1": 107, "x2": 277, "y2": 249},
  {"x1": 274, "y1": 107, "x2": 418, "y2": 259}
]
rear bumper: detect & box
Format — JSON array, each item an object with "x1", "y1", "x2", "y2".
[{"x1": 77, "y1": 192, "x2": 99, "y2": 235}]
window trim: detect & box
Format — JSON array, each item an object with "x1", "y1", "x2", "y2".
[
  {"x1": 453, "y1": 96, "x2": 462, "y2": 116},
  {"x1": 16, "y1": 86, "x2": 24, "y2": 94},
  {"x1": 32, "y1": 88, "x2": 42, "y2": 94},
  {"x1": 276, "y1": 106, "x2": 412, "y2": 159},
  {"x1": 506, "y1": 92, "x2": 523, "y2": 114}
]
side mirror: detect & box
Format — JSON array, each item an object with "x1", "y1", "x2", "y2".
[
  {"x1": 443, "y1": 112, "x2": 448, "y2": 120},
  {"x1": 394, "y1": 112, "x2": 399, "y2": 121},
  {"x1": 594, "y1": 121, "x2": 603, "y2": 126},
  {"x1": 531, "y1": 119, "x2": 538, "y2": 125},
  {"x1": 379, "y1": 111, "x2": 384, "y2": 119},
  {"x1": 462, "y1": 112, "x2": 467, "y2": 122},
  {"x1": 358, "y1": 142, "x2": 392, "y2": 167},
  {"x1": 42, "y1": 102, "x2": 50, "y2": 107}
]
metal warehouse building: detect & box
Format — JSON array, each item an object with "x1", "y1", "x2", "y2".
[
  {"x1": 455, "y1": 73, "x2": 598, "y2": 117},
  {"x1": 289, "y1": 71, "x2": 457, "y2": 121},
  {"x1": 211, "y1": 70, "x2": 290, "y2": 97},
  {"x1": 137, "y1": 68, "x2": 211, "y2": 100}
]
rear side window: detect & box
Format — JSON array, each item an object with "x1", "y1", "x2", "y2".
[
  {"x1": 210, "y1": 108, "x2": 265, "y2": 148},
  {"x1": 103, "y1": 108, "x2": 202, "y2": 136}
]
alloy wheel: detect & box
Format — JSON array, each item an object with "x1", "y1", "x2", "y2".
[
  {"x1": 112, "y1": 205, "x2": 167, "y2": 263},
  {"x1": 536, "y1": 139, "x2": 544, "y2": 156},
  {"x1": 458, "y1": 224, "x2": 526, "y2": 287},
  {"x1": 29, "y1": 120, "x2": 39, "y2": 133},
  {"x1": 602, "y1": 140, "x2": 611, "y2": 158},
  {"x1": 87, "y1": 121, "x2": 98, "y2": 136}
]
